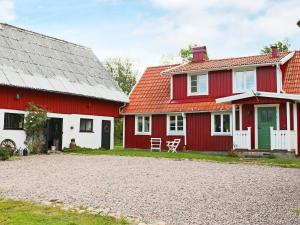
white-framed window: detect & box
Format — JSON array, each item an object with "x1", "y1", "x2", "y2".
[
  {"x1": 233, "y1": 69, "x2": 256, "y2": 93},
  {"x1": 167, "y1": 114, "x2": 185, "y2": 136},
  {"x1": 135, "y1": 115, "x2": 151, "y2": 135},
  {"x1": 211, "y1": 112, "x2": 232, "y2": 136},
  {"x1": 188, "y1": 73, "x2": 208, "y2": 96}
]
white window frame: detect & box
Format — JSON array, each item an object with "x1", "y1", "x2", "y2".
[
  {"x1": 187, "y1": 73, "x2": 209, "y2": 96},
  {"x1": 135, "y1": 115, "x2": 151, "y2": 135},
  {"x1": 232, "y1": 68, "x2": 257, "y2": 93},
  {"x1": 167, "y1": 114, "x2": 186, "y2": 136},
  {"x1": 211, "y1": 112, "x2": 232, "y2": 136}
]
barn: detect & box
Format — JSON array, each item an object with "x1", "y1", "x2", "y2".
[{"x1": 0, "y1": 23, "x2": 128, "y2": 150}]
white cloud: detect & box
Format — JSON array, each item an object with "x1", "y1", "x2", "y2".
[{"x1": 0, "y1": 0, "x2": 16, "y2": 22}]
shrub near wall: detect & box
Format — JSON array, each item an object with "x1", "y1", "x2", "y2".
[{"x1": 0, "y1": 148, "x2": 10, "y2": 161}]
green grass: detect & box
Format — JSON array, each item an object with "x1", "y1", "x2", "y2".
[
  {"x1": 64, "y1": 146, "x2": 300, "y2": 168},
  {"x1": 0, "y1": 199, "x2": 129, "y2": 225},
  {"x1": 292, "y1": 209, "x2": 300, "y2": 214}
]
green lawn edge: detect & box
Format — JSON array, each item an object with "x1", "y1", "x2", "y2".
[
  {"x1": 64, "y1": 146, "x2": 300, "y2": 169},
  {"x1": 0, "y1": 199, "x2": 129, "y2": 225}
]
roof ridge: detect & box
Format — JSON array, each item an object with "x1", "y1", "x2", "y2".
[{"x1": 0, "y1": 23, "x2": 89, "y2": 50}]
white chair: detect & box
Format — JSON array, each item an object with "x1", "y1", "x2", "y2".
[
  {"x1": 166, "y1": 139, "x2": 181, "y2": 153},
  {"x1": 150, "y1": 138, "x2": 162, "y2": 152}
]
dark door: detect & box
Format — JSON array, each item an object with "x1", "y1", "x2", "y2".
[
  {"x1": 257, "y1": 107, "x2": 277, "y2": 149},
  {"x1": 101, "y1": 120, "x2": 111, "y2": 149},
  {"x1": 46, "y1": 118, "x2": 63, "y2": 150}
]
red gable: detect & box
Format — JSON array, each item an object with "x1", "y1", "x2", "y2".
[{"x1": 121, "y1": 65, "x2": 230, "y2": 114}]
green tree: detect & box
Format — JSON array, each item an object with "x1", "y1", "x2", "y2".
[
  {"x1": 24, "y1": 103, "x2": 47, "y2": 154},
  {"x1": 179, "y1": 43, "x2": 197, "y2": 62},
  {"x1": 104, "y1": 57, "x2": 137, "y2": 147},
  {"x1": 104, "y1": 57, "x2": 137, "y2": 95},
  {"x1": 261, "y1": 40, "x2": 291, "y2": 54}
]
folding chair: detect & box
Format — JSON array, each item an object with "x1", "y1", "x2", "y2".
[
  {"x1": 150, "y1": 138, "x2": 162, "y2": 152},
  {"x1": 166, "y1": 139, "x2": 181, "y2": 153}
]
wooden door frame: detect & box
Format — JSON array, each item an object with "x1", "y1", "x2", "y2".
[{"x1": 254, "y1": 104, "x2": 279, "y2": 149}]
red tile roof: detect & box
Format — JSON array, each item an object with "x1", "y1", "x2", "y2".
[
  {"x1": 284, "y1": 51, "x2": 300, "y2": 94},
  {"x1": 121, "y1": 65, "x2": 231, "y2": 114},
  {"x1": 162, "y1": 52, "x2": 290, "y2": 75}
]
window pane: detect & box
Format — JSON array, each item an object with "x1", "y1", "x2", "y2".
[
  {"x1": 80, "y1": 120, "x2": 85, "y2": 131},
  {"x1": 137, "y1": 117, "x2": 143, "y2": 132},
  {"x1": 198, "y1": 75, "x2": 208, "y2": 93},
  {"x1": 234, "y1": 72, "x2": 244, "y2": 91},
  {"x1": 86, "y1": 120, "x2": 93, "y2": 132},
  {"x1": 177, "y1": 115, "x2": 183, "y2": 131},
  {"x1": 190, "y1": 75, "x2": 198, "y2": 93},
  {"x1": 223, "y1": 114, "x2": 230, "y2": 133},
  {"x1": 214, "y1": 115, "x2": 221, "y2": 132},
  {"x1": 170, "y1": 116, "x2": 176, "y2": 131},
  {"x1": 245, "y1": 71, "x2": 255, "y2": 89},
  {"x1": 4, "y1": 113, "x2": 24, "y2": 129},
  {"x1": 144, "y1": 116, "x2": 150, "y2": 132}
]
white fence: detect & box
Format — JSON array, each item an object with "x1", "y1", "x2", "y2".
[
  {"x1": 233, "y1": 127, "x2": 251, "y2": 150},
  {"x1": 270, "y1": 127, "x2": 297, "y2": 151}
]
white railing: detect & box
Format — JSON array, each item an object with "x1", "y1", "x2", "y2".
[
  {"x1": 233, "y1": 127, "x2": 251, "y2": 150},
  {"x1": 270, "y1": 127, "x2": 296, "y2": 151}
]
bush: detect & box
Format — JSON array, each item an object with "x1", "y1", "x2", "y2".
[{"x1": 0, "y1": 148, "x2": 10, "y2": 161}]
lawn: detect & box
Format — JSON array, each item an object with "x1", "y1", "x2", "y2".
[
  {"x1": 0, "y1": 199, "x2": 129, "y2": 225},
  {"x1": 64, "y1": 146, "x2": 300, "y2": 169}
]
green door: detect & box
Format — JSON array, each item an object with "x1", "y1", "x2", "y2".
[{"x1": 257, "y1": 107, "x2": 277, "y2": 149}]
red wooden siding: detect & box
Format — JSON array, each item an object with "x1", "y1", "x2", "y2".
[
  {"x1": 256, "y1": 66, "x2": 277, "y2": 92},
  {"x1": 241, "y1": 104, "x2": 255, "y2": 148},
  {"x1": 172, "y1": 70, "x2": 232, "y2": 101},
  {"x1": 0, "y1": 86, "x2": 121, "y2": 117},
  {"x1": 186, "y1": 113, "x2": 232, "y2": 151},
  {"x1": 124, "y1": 115, "x2": 184, "y2": 150}
]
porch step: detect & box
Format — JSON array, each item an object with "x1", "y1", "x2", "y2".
[{"x1": 235, "y1": 149, "x2": 295, "y2": 159}]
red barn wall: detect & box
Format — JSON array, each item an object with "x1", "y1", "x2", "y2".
[
  {"x1": 172, "y1": 70, "x2": 232, "y2": 101},
  {"x1": 256, "y1": 66, "x2": 277, "y2": 92},
  {"x1": 0, "y1": 86, "x2": 121, "y2": 117}
]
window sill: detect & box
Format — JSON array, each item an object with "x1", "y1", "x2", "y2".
[
  {"x1": 79, "y1": 131, "x2": 94, "y2": 133},
  {"x1": 211, "y1": 133, "x2": 232, "y2": 136},
  {"x1": 135, "y1": 132, "x2": 151, "y2": 136},
  {"x1": 188, "y1": 92, "x2": 208, "y2": 96},
  {"x1": 167, "y1": 132, "x2": 185, "y2": 136}
]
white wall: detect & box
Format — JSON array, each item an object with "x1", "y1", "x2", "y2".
[{"x1": 0, "y1": 109, "x2": 114, "y2": 150}]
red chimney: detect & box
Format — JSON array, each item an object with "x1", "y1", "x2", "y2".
[
  {"x1": 271, "y1": 45, "x2": 278, "y2": 58},
  {"x1": 192, "y1": 46, "x2": 207, "y2": 63}
]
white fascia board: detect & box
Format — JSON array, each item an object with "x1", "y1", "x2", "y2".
[
  {"x1": 216, "y1": 91, "x2": 300, "y2": 104},
  {"x1": 280, "y1": 52, "x2": 295, "y2": 65}
]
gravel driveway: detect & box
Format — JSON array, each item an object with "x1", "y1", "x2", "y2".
[{"x1": 0, "y1": 154, "x2": 299, "y2": 225}]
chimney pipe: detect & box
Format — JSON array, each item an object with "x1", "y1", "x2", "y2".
[
  {"x1": 192, "y1": 46, "x2": 207, "y2": 63},
  {"x1": 271, "y1": 45, "x2": 278, "y2": 58}
]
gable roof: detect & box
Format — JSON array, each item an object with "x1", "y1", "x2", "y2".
[
  {"x1": 283, "y1": 51, "x2": 300, "y2": 94},
  {"x1": 0, "y1": 23, "x2": 128, "y2": 103},
  {"x1": 161, "y1": 52, "x2": 292, "y2": 75},
  {"x1": 121, "y1": 65, "x2": 231, "y2": 114}
]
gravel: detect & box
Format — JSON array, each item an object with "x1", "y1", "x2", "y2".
[{"x1": 0, "y1": 154, "x2": 299, "y2": 225}]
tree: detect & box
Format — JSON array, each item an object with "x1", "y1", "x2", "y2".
[
  {"x1": 160, "y1": 54, "x2": 177, "y2": 65},
  {"x1": 24, "y1": 103, "x2": 47, "y2": 154},
  {"x1": 104, "y1": 57, "x2": 137, "y2": 146},
  {"x1": 179, "y1": 43, "x2": 197, "y2": 62},
  {"x1": 104, "y1": 57, "x2": 137, "y2": 95},
  {"x1": 261, "y1": 40, "x2": 291, "y2": 54}
]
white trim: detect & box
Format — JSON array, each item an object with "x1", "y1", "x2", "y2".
[
  {"x1": 134, "y1": 115, "x2": 152, "y2": 135},
  {"x1": 187, "y1": 73, "x2": 209, "y2": 96},
  {"x1": 216, "y1": 91, "x2": 300, "y2": 104},
  {"x1": 254, "y1": 104, "x2": 279, "y2": 149},
  {"x1": 280, "y1": 52, "x2": 295, "y2": 65},
  {"x1": 122, "y1": 109, "x2": 232, "y2": 116},
  {"x1": 211, "y1": 112, "x2": 232, "y2": 136},
  {"x1": 276, "y1": 64, "x2": 282, "y2": 93},
  {"x1": 287, "y1": 102, "x2": 291, "y2": 131},
  {"x1": 232, "y1": 68, "x2": 257, "y2": 94},
  {"x1": 293, "y1": 103, "x2": 298, "y2": 155},
  {"x1": 232, "y1": 104, "x2": 236, "y2": 133},
  {"x1": 166, "y1": 114, "x2": 186, "y2": 136}
]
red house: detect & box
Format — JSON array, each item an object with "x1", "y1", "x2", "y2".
[
  {"x1": 0, "y1": 23, "x2": 128, "y2": 150},
  {"x1": 122, "y1": 45, "x2": 300, "y2": 156}
]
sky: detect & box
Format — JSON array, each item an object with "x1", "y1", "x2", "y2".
[{"x1": 0, "y1": 0, "x2": 299, "y2": 76}]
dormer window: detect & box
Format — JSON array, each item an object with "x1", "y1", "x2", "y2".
[
  {"x1": 233, "y1": 69, "x2": 256, "y2": 93},
  {"x1": 188, "y1": 74, "x2": 208, "y2": 96}
]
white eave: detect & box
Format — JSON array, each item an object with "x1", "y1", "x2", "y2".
[{"x1": 216, "y1": 90, "x2": 300, "y2": 104}]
